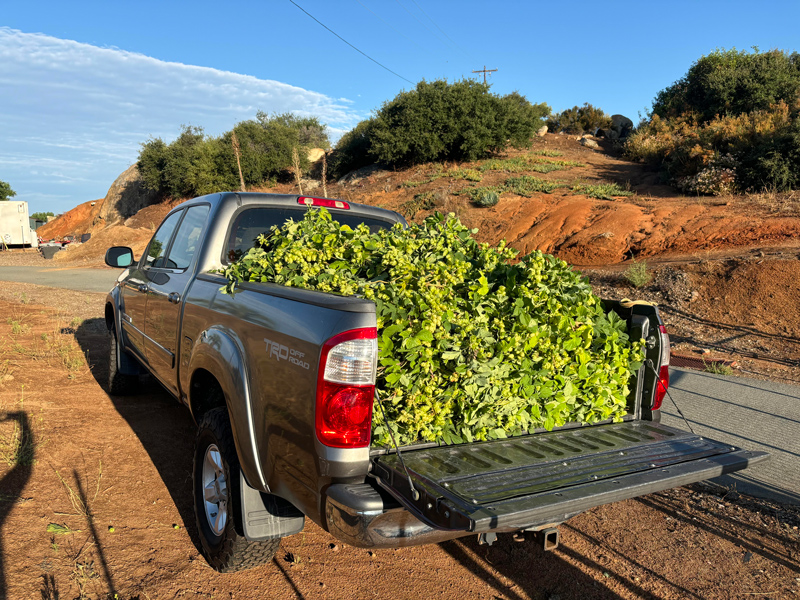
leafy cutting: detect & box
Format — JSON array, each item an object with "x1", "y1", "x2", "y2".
[{"x1": 219, "y1": 209, "x2": 644, "y2": 447}]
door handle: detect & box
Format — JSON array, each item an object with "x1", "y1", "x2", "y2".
[
  {"x1": 137, "y1": 284, "x2": 148, "y2": 293},
  {"x1": 168, "y1": 292, "x2": 182, "y2": 304}
]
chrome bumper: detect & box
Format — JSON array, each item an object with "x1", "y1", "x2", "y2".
[{"x1": 324, "y1": 483, "x2": 472, "y2": 549}]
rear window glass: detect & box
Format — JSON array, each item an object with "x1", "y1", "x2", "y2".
[{"x1": 225, "y1": 207, "x2": 394, "y2": 263}]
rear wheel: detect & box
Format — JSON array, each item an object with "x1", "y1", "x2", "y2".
[
  {"x1": 193, "y1": 406, "x2": 280, "y2": 572},
  {"x1": 107, "y1": 327, "x2": 140, "y2": 395}
]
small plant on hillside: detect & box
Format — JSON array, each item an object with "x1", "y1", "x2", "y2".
[
  {"x1": 480, "y1": 157, "x2": 531, "y2": 173},
  {"x1": 400, "y1": 191, "x2": 437, "y2": 217},
  {"x1": 447, "y1": 167, "x2": 482, "y2": 182},
  {"x1": 703, "y1": 360, "x2": 735, "y2": 376},
  {"x1": 461, "y1": 185, "x2": 506, "y2": 203},
  {"x1": 677, "y1": 154, "x2": 739, "y2": 196},
  {"x1": 623, "y1": 259, "x2": 651, "y2": 288},
  {"x1": 531, "y1": 149, "x2": 563, "y2": 157},
  {"x1": 472, "y1": 189, "x2": 500, "y2": 207},
  {"x1": 572, "y1": 182, "x2": 634, "y2": 200},
  {"x1": 530, "y1": 162, "x2": 569, "y2": 173},
  {"x1": 505, "y1": 176, "x2": 563, "y2": 196},
  {"x1": 547, "y1": 103, "x2": 612, "y2": 134}
]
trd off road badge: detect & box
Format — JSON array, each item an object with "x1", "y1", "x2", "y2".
[{"x1": 263, "y1": 337, "x2": 310, "y2": 370}]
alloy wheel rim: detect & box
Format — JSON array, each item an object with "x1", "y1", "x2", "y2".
[{"x1": 201, "y1": 444, "x2": 228, "y2": 536}]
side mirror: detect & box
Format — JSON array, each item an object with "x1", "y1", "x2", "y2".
[{"x1": 105, "y1": 246, "x2": 134, "y2": 268}]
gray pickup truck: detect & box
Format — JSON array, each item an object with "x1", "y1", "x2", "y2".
[{"x1": 104, "y1": 191, "x2": 767, "y2": 572}]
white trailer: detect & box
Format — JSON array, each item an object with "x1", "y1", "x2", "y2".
[{"x1": 0, "y1": 201, "x2": 39, "y2": 248}]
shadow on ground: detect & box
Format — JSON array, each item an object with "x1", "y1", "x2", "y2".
[{"x1": 75, "y1": 319, "x2": 201, "y2": 555}]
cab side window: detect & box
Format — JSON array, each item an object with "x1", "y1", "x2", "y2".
[
  {"x1": 144, "y1": 210, "x2": 184, "y2": 269},
  {"x1": 166, "y1": 205, "x2": 210, "y2": 269}
]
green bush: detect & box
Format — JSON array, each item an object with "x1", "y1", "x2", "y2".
[
  {"x1": 652, "y1": 48, "x2": 800, "y2": 122},
  {"x1": 330, "y1": 80, "x2": 550, "y2": 177},
  {"x1": 505, "y1": 175, "x2": 562, "y2": 196},
  {"x1": 546, "y1": 103, "x2": 612, "y2": 134},
  {"x1": 625, "y1": 102, "x2": 800, "y2": 192},
  {"x1": 219, "y1": 209, "x2": 644, "y2": 446},
  {"x1": 623, "y1": 259, "x2": 651, "y2": 288},
  {"x1": 30, "y1": 212, "x2": 54, "y2": 221},
  {"x1": 628, "y1": 48, "x2": 800, "y2": 193},
  {"x1": 0, "y1": 180, "x2": 17, "y2": 201},
  {"x1": 138, "y1": 114, "x2": 330, "y2": 199},
  {"x1": 473, "y1": 190, "x2": 499, "y2": 207}
]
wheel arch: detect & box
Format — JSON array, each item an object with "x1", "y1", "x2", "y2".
[{"x1": 187, "y1": 326, "x2": 266, "y2": 492}]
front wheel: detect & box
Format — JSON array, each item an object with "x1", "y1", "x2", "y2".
[{"x1": 193, "y1": 407, "x2": 280, "y2": 572}]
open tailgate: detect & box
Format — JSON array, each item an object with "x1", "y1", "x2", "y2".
[{"x1": 370, "y1": 421, "x2": 768, "y2": 533}]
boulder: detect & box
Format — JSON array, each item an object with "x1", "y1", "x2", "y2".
[
  {"x1": 338, "y1": 164, "x2": 387, "y2": 185},
  {"x1": 610, "y1": 114, "x2": 634, "y2": 139},
  {"x1": 536, "y1": 125, "x2": 548, "y2": 137},
  {"x1": 580, "y1": 138, "x2": 600, "y2": 149},
  {"x1": 98, "y1": 165, "x2": 162, "y2": 224}
]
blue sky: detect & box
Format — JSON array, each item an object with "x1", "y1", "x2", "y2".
[{"x1": 2, "y1": 0, "x2": 799, "y2": 215}]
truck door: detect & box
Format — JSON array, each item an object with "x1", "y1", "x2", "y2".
[
  {"x1": 143, "y1": 204, "x2": 210, "y2": 395},
  {"x1": 120, "y1": 209, "x2": 185, "y2": 360}
]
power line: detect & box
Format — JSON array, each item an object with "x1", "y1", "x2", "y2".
[
  {"x1": 408, "y1": 0, "x2": 474, "y2": 61},
  {"x1": 288, "y1": 0, "x2": 414, "y2": 85},
  {"x1": 353, "y1": 0, "x2": 427, "y2": 53}
]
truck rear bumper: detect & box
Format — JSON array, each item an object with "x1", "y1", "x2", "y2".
[{"x1": 325, "y1": 483, "x2": 476, "y2": 549}]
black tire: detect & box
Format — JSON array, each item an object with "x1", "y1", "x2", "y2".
[
  {"x1": 193, "y1": 406, "x2": 280, "y2": 572},
  {"x1": 108, "y1": 327, "x2": 140, "y2": 395}
]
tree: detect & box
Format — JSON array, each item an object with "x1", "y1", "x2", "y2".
[
  {"x1": 30, "y1": 211, "x2": 54, "y2": 221},
  {"x1": 0, "y1": 180, "x2": 16, "y2": 201}
]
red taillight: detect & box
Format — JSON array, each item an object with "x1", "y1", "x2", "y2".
[
  {"x1": 653, "y1": 325, "x2": 670, "y2": 410},
  {"x1": 298, "y1": 197, "x2": 350, "y2": 210},
  {"x1": 315, "y1": 328, "x2": 377, "y2": 448}
]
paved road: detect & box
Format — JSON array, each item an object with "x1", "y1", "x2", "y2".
[
  {"x1": 663, "y1": 367, "x2": 800, "y2": 505},
  {"x1": 0, "y1": 265, "x2": 120, "y2": 293}
]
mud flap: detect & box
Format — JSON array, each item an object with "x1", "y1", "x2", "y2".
[{"x1": 240, "y1": 473, "x2": 305, "y2": 541}]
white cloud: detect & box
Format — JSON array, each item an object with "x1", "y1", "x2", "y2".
[{"x1": 0, "y1": 27, "x2": 360, "y2": 212}]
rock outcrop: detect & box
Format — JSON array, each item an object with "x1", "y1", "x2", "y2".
[{"x1": 98, "y1": 165, "x2": 162, "y2": 225}]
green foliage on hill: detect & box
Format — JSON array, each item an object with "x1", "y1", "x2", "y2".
[
  {"x1": 652, "y1": 48, "x2": 800, "y2": 122},
  {"x1": 137, "y1": 113, "x2": 330, "y2": 199},
  {"x1": 219, "y1": 209, "x2": 644, "y2": 447},
  {"x1": 30, "y1": 212, "x2": 54, "y2": 221},
  {"x1": 546, "y1": 103, "x2": 612, "y2": 134},
  {"x1": 0, "y1": 180, "x2": 16, "y2": 201},
  {"x1": 627, "y1": 48, "x2": 800, "y2": 193},
  {"x1": 330, "y1": 80, "x2": 550, "y2": 178}
]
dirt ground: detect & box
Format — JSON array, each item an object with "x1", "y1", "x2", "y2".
[{"x1": 0, "y1": 290, "x2": 799, "y2": 600}]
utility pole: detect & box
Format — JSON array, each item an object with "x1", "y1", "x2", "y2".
[{"x1": 472, "y1": 65, "x2": 497, "y2": 84}]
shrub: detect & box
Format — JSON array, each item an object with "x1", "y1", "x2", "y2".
[
  {"x1": 328, "y1": 119, "x2": 377, "y2": 179},
  {"x1": 623, "y1": 259, "x2": 651, "y2": 288},
  {"x1": 473, "y1": 189, "x2": 499, "y2": 207},
  {"x1": 546, "y1": 103, "x2": 612, "y2": 134},
  {"x1": 652, "y1": 48, "x2": 800, "y2": 122},
  {"x1": 629, "y1": 48, "x2": 800, "y2": 193},
  {"x1": 219, "y1": 209, "x2": 644, "y2": 446},
  {"x1": 625, "y1": 102, "x2": 800, "y2": 192},
  {"x1": 0, "y1": 180, "x2": 16, "y2": 201},
  {"x1": 332, "y1": 80, "x2": 550, "y2": 176}
]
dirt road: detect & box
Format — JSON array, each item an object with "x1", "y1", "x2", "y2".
[{"x1": 0, "y1": 287, "x2": 799, "y2": 600}]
